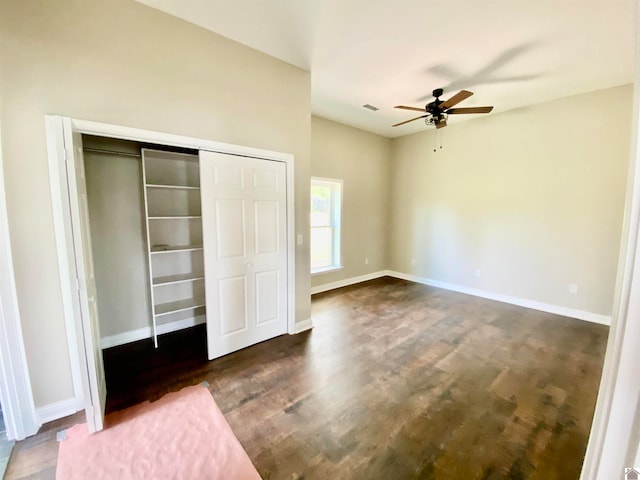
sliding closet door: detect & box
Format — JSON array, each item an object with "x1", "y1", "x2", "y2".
[
  {"x1": 200, "y1": 151, "x2": 287, "y2": 360},
  {"x1": 64, "y1": 127, "x2": 107, "y2": 433}
]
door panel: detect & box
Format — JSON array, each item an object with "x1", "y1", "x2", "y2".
[
  {"x1": 255, "y1": 270, "x2": 279, "y2": 324},
  {"x1": 200, "y1": 151, "x2": 287, "y2": 360},
  {"x1": 63, "y1": 126, "x2": 106, "y2": 433},
  {"x1": 218, "y1": 276, "x2": 248, "y2": 335},
  {"x1": 252, "y1": 169, "x2": 278, "y2": 190},
  {"x1": 214, "y1": 165, "x2": 243, "y2": 187},
  {"x1": 254, "y1": 201, "x2": 278, "y2": 254},
  {"x1": 215, "y1": 199, "x2": 246, "y2": 258}
]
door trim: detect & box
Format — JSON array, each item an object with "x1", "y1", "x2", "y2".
[
  {"x1": 45, "y1": 115, "x2": 297, "y2": 419},
  {"x1": 579, "y1": 25, "x2": 640, "y2": 476},
  {"x1": 45, "y1": 117, "x2": 89, "y2": 417}
]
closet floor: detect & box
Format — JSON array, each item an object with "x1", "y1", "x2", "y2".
[
  {"x1": 103, "y1": 325, "x2": 209, "y2": 414},
  {"x1": 4, "y1": 277, "x2": 608, "y2": 479}
]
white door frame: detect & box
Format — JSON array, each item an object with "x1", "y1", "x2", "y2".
[
  {"x1": 46, "y1": 115, "x2": 297, "y2": 414},
  {"x1": 580, "y1": 16, "x2": 640, "y2": 477},
  {"x1": 0, "y1": 120, "x2": 38, "y2": 440}
]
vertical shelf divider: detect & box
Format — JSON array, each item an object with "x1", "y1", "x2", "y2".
[
  {"x1": 141, "y1": 150, "x2": 159, "y2": 347},
  {"x1": 142, "y1": 149, "x2": 205, "y2": 348}
]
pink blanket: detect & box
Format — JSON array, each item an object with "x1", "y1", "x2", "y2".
[{"x1": 56, "y1": 385, "x2": 261, "y2": 480}]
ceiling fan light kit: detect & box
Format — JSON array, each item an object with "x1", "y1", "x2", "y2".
[{"x1": 393, "y1": 88, "x2": 494, "y2": 129}]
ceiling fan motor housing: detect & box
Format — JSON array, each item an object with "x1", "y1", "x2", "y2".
[{"x1": 426, "y1": 88, "x2": 445, "y2": 115}]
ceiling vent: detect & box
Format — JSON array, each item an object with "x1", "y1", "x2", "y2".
[{"x1": 362, "y1": 104, "x2": 379, "y2": 111}]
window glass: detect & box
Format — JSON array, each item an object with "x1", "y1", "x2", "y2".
[{"x1": 310, "y1": 178, "x2": 342, "y2": 274}]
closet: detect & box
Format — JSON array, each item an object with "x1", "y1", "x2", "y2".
[
  {"x1": 142, "y1": 149, "x2": 205, "y2": 347},
  {"x1": 82, "y1": 134, "x2": 288, "y2": 358},
  {"x1": 50, "y1": 117, "x2": 294, "y2": 433},
  {"x1": 84, "y1": 136, "x2": 204, "y2": 349}
]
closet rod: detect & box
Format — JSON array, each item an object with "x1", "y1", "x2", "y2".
[{"x1": 83, "y1": 147, "x2": 141, "y2": 158}]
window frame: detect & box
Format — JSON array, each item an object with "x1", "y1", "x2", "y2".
[{"x1": 310, "y1": 176, "x2": 343, "y2": 275}]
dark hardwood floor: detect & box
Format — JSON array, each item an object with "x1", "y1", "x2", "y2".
[{"x1": 5, "y1": 277, "x2": 608, "y2": 479}]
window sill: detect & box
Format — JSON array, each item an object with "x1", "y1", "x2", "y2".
[{"x1": 311, "y1": 265, "x2": 343, "y2": 276}]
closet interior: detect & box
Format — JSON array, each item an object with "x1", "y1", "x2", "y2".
[{"x1": 82, "y1": 135, "x2": 206, "y2": 350}]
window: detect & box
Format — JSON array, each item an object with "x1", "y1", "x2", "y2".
[{"x1": 310, "y1": 177, "x2": 342, "y2": 274}]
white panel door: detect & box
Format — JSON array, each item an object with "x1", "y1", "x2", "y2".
[
  {"x1": 200, "y1": 151, "x2": 287, "y2": 360},
  {"x1": 64, "y1": 128, "x2": 107, "y2": 433}
]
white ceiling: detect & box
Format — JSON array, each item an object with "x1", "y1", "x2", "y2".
[{"x1": 134, "y1": 0, "x2": 636, "y2": 138}]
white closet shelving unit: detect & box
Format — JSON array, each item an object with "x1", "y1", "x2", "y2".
[{"x1": 142, "y1": 149, "x2": 206, "y2": 347}]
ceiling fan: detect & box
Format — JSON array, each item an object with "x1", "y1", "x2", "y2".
[{"x1": 393, "y1": 88, "x2": 493, "y2": 129}]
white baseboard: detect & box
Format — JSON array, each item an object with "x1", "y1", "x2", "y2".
[
  {"x1": 386, "y1": 270, "x2": 611, "y2": 326},
  {"x1": 36, "y1": 397, "x2": 83, "y2": 425},
  {"x1": 157, "y1": 316, "x2": 205, "y2": 335},
  {"x1": 101, "y1": 315, "x2": 206, "y2": 349},
  {"x1": 101, "y1": 326, "x2": 150, "y2": 349},
  {"x1": 292, "y1": 318, "x2": 313, "y2": 334},
  {"x1": 311, "y1": 270, "x2": 387, "y2": 295}
]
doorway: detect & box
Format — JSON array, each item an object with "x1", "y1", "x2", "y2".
[{"x1": 46, "y1": 116, "x2": 297, "y2": 432}]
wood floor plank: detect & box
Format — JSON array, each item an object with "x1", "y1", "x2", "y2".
[{"x1": 5, "y1": 277, "x2": 608, "y2": 479}]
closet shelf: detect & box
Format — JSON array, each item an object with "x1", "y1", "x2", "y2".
[
  {"x1": 148, "y1": 215, "x2": 202, "y2": 220},
  {"x1": 143, "y1": 148, "x2": 205, "y2": 349},
  {"x1": 146, "y1": 184, "x2": 200, "y2": 190},
  {"x1": 153, "y1": 273, "x2": 205, "y2": 286},
  {"x1": 154, "y1": 297, "x2": 206, "y2": 316},
  {"x1": 150, "y1": 245, "x2": 203, "y2": 254}
]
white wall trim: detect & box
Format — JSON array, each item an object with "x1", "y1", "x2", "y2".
[
  {"x1": 293, "y1": 318, "x2": 313, "y2": 334},
  {"x1": 310, "y1": 271, "x2": 387, "y2": 295},
  {"x1": 101, "y1": 327, "x2": 150, "y2": 350},
  {"x1": 0, "y1": 119, "x2": 39, "y2": 440},
  {"x1": 309, "y1": 269, "x2": 610, "y2": 325},
  {"x1": 70, "y1": 118, "x2": 293, "y2": 163},
  {"x1": 386, "y1": 270, "x2": 611, "y2": 325},
  {"x1": 101, "y1": 316, "x2": 206, "y2": 349},
  {"x1": 35, "y1": 398, "x2": 83, "y2": 426}
]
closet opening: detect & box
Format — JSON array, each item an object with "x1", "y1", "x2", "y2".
[
  {"x1": 47, "y1": 115, "x2": 297, "y2": 432},
  {"x1": 82, "y1": 135, "x2": 208, "y2": 413}
]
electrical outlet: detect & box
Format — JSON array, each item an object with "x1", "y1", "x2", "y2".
[
  {"x1": 475, "y1": 269, "x2": 481, "y2": 278},
  {"x1": 364, "y1": 258, "x2": 369, "y2": 265},
  {"x1": 569, "y1": 284, "x2": 578, "y2": 294},
  {"x1": 296, "y1": 234, "x2": 303, "y2": 245},
  {"x1": 411, "y1": 258, "x2": 416, "y2": 266}
]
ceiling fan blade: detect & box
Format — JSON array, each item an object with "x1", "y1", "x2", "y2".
[
  {"x1": 394, "y1": 105, "x2": 426, "y2": 112},
  {"x1": 447, "y1": 106, "x2": 494, "y2": 114},
  {"x1": 438, "y1": 90, "x2": 473, "y2": 109},
  {"x1": 435, "y1": 119, "x2": 447, "y2": 129},
  {"x1": 393, "y1": 115, "x2": 428, "y2": 127}
]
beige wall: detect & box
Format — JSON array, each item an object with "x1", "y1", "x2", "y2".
[
  {"x1": 0, "y1": 0, "x2": 311, "y2": 407},
  {"x1": 389, "y1": 85, "x2": 632, "y2": 315},
  {"x1": 310, "y1": 116, "x2": 391, "y2": 287}
]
